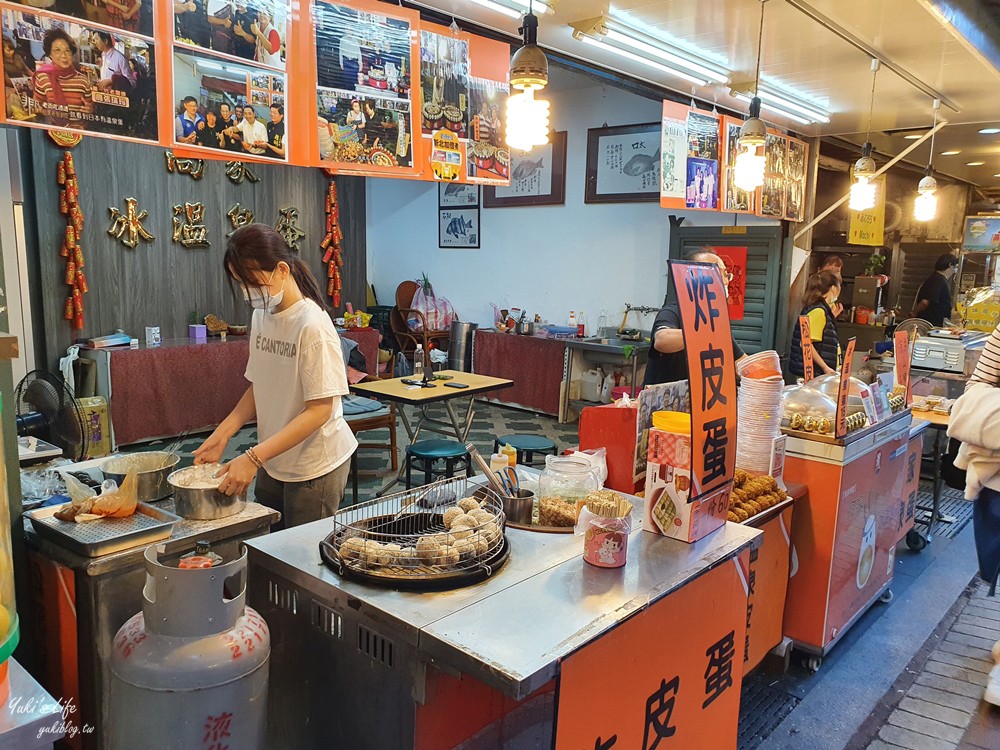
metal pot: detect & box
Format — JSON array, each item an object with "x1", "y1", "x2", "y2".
[
  {"x1": 101, "y1": 451, "x2": 180, "y2": 502},
  {"x1": 502, "y1": 489, "x2": 534, "y2": 525},
  {"x1": 168, "y1": 472, "x2": 245, "y2": 520},
  {"x1": 517, "y1": 321, "x2": 534, "y2": 336}
]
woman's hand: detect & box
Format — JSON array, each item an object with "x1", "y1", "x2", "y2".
[
  {"x1": 193, "y1": 431, "x2": 229, "y2": 465},
  {"x1": 216, "y1": 454, "x2": 256, "y2": 497}
]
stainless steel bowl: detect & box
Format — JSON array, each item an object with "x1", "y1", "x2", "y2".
[
  {"x1": 168, "y1": 471, "x2": 245, "y2": 520},
  {"x1": 101, "y1": 451, "x2": 180, "y2": 502}
]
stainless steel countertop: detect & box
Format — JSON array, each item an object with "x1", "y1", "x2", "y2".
[
  {"x1": 0, "y1": 659, "x2": 65, "y2": 749},
  {"x1": 246, "y1": 499, "x2": 758, "y2": 698}
]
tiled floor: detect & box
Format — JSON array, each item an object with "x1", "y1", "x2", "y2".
[{"x1": 135, "y1": 400, "x2": 581, "y2": 505}]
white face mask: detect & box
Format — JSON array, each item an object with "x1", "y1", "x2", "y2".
[{"x1": 243, "y1": 268, "x2": 284, "y2": 311}]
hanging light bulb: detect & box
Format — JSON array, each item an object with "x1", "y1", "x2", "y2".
[
  {"x1": 914, "y1": 100, "x2": 940, "y2": 222},
  {"x1": 734, "y1": 1, "x2": 768, "y2": 191},
  {"x1": 506, "y1": 89, "x2": 550, "y2": 151},
  {"x1": 849, "y1": 143, "x2": 877, "y2": 211},
  {"x1": 914, "y1": 171, "x2": 938, "y2": 222},
  {"x1": 506, "y1": 5, "x2": 550, "y2": 151},
  {"x1": 735, "y1": 99, "x2": 766, "y2": 191},
  {"x1": 850, "y1": 59, "x2": 881, "y2": 212}
]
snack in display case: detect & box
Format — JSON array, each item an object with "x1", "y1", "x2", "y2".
[
  {"x1": 781, "y1": 385, "x2": 837, "y2": 434},
  {"x1": 727, "y1": 469, "x2": 787, "y2": 523}
]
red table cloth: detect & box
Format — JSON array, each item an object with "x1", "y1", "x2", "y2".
[
  {"x1": 108, "y1": 338, "x2": 251, "y2": 445},
  {"x1": 473, "y1": 330, "x2": 566, "y2": 416}
]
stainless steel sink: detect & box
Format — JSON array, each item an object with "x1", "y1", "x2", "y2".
[{"x1": 582, "y1": 337, "x2": 630, "y2": 347}]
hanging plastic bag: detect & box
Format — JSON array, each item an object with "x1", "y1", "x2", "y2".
[
  {"x1": 59, "y1": 345, "x2": 81, "y2": 397},
  {"x1": 571, "y1": 448, "x2": 608, "y2": 488},
  {"x1": 408, "y1": 276, "x2": 456, "y2": 332}
]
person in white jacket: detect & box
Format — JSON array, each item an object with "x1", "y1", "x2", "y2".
[{"x1": 948, "y1": 323, "x2": 1000, "y2": 705}]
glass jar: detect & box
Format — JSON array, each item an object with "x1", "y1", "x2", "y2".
[{"x1": 538, "y1": 455, "x2": 600, "y2": 504}]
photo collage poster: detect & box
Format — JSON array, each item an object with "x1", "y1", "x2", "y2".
[
  {"x1": 466, "y1": 75, "x2": 508, "y2": 184},
  {"x1": 314, "y1": 0, "x2": 416, "y2": 172},
  {"x1": 685, "y1": 109, "x2": 720, "y2": 211},
  {"x1": 721, "y1": 116, "x2": 757, "y2": 214},
  {"x1": 760, "y1": 131, "x2": 787, "y2": 218},
  {"x1": 785, "y1": 137, "x2": 808, "y2": 222},
  {"x1": 171, "y1": 0, "x2": 290, "y2": 162},
  {"x1": 1, "y1": 0, "x2": 159, "y2": 142}
]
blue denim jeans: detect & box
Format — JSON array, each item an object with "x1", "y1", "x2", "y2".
[{"x1": 974, "y1": 485, "x2": 1000, "y2": 596}]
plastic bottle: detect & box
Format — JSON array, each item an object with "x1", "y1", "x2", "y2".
[
  {"x1": 597, "y1": 309, "x2": 608, "y2": 335},
  {"x1": 577, "y1": 311, "x2": 586, "y2": 338},
  {"x1": 413, "y1": 344, "x2": 424, "y2": 378},
  {"x1": 500, "y1": 443, "x2": 517, "y2": 467},
  {"x1": 600, "y1": 371, "x2": 615, "y2": 404},
  {"x1": 568, "y1": 311, "x2": 577, "y2": 328},
  {"x1": 489, "y1": 453, "x2": 509, "y2": 473}
]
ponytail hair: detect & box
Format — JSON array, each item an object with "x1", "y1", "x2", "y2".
[
  {"x1": 224, "y1": 223, "x2": 326, "y2": 309},
  {"x1": 801, "y1": 271, "x2": 840, "y2": 309}
]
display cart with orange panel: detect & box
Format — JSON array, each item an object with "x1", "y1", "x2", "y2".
[{"x1": 781, "y1": 410, "x2": 912, "y2": 670}]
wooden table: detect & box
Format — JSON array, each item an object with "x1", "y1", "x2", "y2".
[{"x1": 350, "y1": 370, "x2": 514, "y2": 494}]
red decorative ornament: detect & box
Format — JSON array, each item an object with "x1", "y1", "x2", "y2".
[
  {"x1": 58, "y1": 151, "x2": 86, "y2": 330},
  {"x1": 322, "y1": 179, "x2": 345, "y2": 309}
]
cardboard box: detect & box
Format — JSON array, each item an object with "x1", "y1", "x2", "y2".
[
  {"x1": 76, "y1": 396, "x2": 111, "y2": 458},
  {"x1": 644, "y1": 427, "x2": 728, "y2": 543}
]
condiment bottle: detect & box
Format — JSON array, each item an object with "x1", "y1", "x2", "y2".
[
  {"x1": 577, "y1": 311, "x2": 586, "y2": 338},
  {"x1": 500, "y1": 443, "x2": 517, "y2": 467},
  {"x1": 489, "y1": 453, "x2": 509, "y2": 473},
  {"x1": 568, "y1": 311, "x2": 576, "y2": 328}
]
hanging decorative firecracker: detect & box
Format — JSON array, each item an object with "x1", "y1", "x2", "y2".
[
  {"x1": 321, "y1": 178, "x2": 345, "y2": 309},
  {"x1": 59, "y1": 151, "x2": 86, "y2": 330}
]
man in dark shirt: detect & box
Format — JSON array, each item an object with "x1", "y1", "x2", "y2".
[
  {"x1": 231, "y1": 2, "x2": 257, "y2": 61},
  {"x1": 362, "y1": 100, "x2": 383, "y2": 148},
  {"x1": 174, "y1": 0, "x2": 211, "y2": 49},
  {"x1": 218, "y1": 102, "x2": 242, "y2": 151},
  {"x1": 644, "y1": 250, "x2": 746, "y2": 386},
  {"x1": 264, "y1": 104, "x2": 285, "y2": 159},
  {"x1": 911, "y1": 253, "x2": 958, "y2": 327}
]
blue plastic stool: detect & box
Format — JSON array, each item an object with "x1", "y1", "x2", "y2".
[
  {"x1": 493, "y1": 434, "x2": 558, "y2": 467},
  {"x1": 405, "y1": 439, "x2": 472, "y2": 489}
]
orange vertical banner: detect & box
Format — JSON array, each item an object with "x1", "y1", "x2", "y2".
[
  {"x1": 799, "y1": 315, "x2": 814, "y2": 383},
  {"x1": 894, "y1": 330, "x2": 912, "y2": 405},
  {"x1": 835, "y1": 338, "x2": 857, "y2": 438},
  {"x1": 670, "y1": 260, "x2": 738, "y2": 501}
]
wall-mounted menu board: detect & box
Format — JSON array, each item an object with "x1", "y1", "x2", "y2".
[
  {"x1": 0, "y1": 0, "x2": 510, "y2": 184},
  {"x1": 663, "y1": 100, "x2": 809, "y2": 221}
]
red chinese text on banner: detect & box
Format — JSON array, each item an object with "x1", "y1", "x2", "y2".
[
  {"x1": 835, "y1": 338, "x2": 857, "y2": 439},
  {"x1": 671, "y1": 261, "x2": 738, "y2": 502}
]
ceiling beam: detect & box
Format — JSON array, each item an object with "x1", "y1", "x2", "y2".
[{"x1": 782, "y1": 0, "x2": 961, "y2": 112}]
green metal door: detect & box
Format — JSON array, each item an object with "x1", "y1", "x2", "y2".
[{"x1": 667, "y1": 225, "x2": 784, "y2": 355}]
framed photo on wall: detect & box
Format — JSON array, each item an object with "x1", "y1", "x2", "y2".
[
  {"x1": 439, "y1": 207, "x2": 480, "y2": 248},
  {"x1": 438, "y1": 183, "x2": 480, "y2": 208},
  {"x1": 483, "y1": 131, "x2": 567, "y2": 208},
  {"x1": 585, "y1": 123, "x2": 662, "y2": 203}
]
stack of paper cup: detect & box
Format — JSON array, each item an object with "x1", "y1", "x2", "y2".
[{"x1": 736, "y1": 351, "x2": 784, "y2": 474}]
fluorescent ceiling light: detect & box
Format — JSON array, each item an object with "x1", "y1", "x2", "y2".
[
  {"x1": 754, "y1": 87, "x2": 830, "y2": 124},
  {"x1": 940, "y1": 150, "x2": 960, "y2": 155},
  {"x1": 979, "y1": 127, "x2": 1000, "y2": 134},
  {"x1": 967, "y1": 161, "x2": 985, "y2": 166},
  {"x1": 732, "y1": 93, "x2": 811, "y2": 126},
  {"x1": 903, "y1": 134, "x2": 923, "y2": 140},
  {"x1": 569, "y1": 16, "x2": 729, "y2": 87},
  {"x1": 573, "y1": 33, "x2": 710, "y2": 86},
  {"x1": 508, "y1": 0, "x2": 551, "y2": 14},
  {"x1": 467, "y1": 0, "x2": 522, "y2": 20},
  {"x1": 197, "y1": 60, "x2": 225, "y2": 71}
]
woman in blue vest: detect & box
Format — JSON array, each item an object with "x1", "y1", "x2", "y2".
[{"x1": 789, "y1": 271, "x2": 842, "y2": 377}]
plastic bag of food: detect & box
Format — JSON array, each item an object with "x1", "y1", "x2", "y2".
[{"x1": 65, "y1": 472, "x2": 97, "y2": 505}]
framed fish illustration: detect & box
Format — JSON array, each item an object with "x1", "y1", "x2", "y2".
[
  {"x1": 483, "y1": 131, "x2": 567, "y2": 208},
  {"x1": 585, "y1": 123, "x2": 662, "y2": 204},
  {"x1": 439, "y1": 183, "x2": 480, "y2": 208},
  {"x1": 439, "y1": 207, "x2": 480, "y2": 249}
]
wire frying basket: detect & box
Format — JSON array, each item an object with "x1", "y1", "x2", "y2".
[{"x1": 319, "y1": 476, "x2": 509, "y2": 590}]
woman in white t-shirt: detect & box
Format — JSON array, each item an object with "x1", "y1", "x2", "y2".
[{"x1": 194, "y1": 223, "x2": 358, "y2": 529}]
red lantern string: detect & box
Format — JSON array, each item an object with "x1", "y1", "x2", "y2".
[
  {"x1": 322, "y1": 179, "x2": 345, "y2": 309},
  {"x1": 59, "y1": 151, "x2": 86, "y2": 329}
]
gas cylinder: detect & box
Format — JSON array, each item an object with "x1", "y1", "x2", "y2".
[{"x1": 109, "y1": 544, "x2": 269, "y2": 750}]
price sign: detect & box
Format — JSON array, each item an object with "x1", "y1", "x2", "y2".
[{"x1": 799, "y1": 315, "x2": 814, "y2": 382}]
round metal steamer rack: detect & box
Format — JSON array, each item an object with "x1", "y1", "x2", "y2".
[{"x1": 320, "y1": 477, "x2": 510, "y2": 591}]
